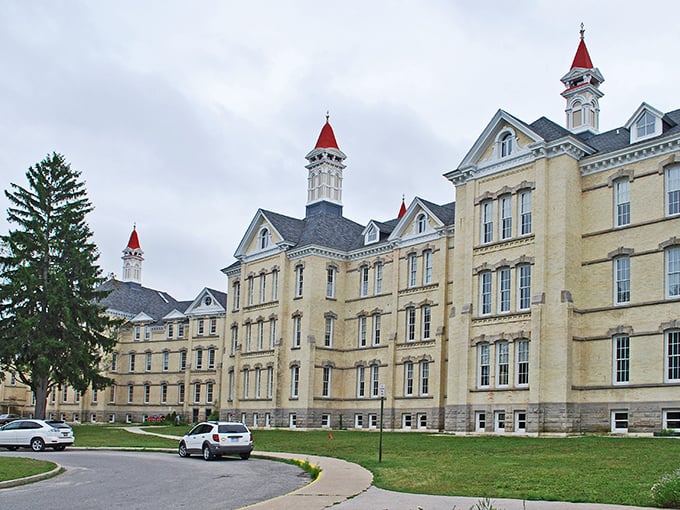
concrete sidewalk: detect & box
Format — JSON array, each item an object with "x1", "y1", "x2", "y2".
[{"x1": 126, "y1": 427, "x2": 657, "y2": 510}]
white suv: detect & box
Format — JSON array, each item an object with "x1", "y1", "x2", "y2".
[
  {"x1": 0, "y1": 419, "x2": 75, "y2": 451},
  {"x1": 178, "y1": 421, "x2": 253, "y2": 461}
]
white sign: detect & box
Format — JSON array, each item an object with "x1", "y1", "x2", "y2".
[{"x1": 379, "y1": 383, "x2": 386, "y2": 398}]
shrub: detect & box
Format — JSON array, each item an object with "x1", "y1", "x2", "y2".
[{"x1": 651, "y1": 468, "x2": 680, "y2": 508}]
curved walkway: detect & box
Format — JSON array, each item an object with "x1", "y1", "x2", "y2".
[{"x1": 128, "y1": 427, "x2": 656, "y2": 510}]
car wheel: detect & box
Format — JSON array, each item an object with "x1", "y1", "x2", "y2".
[
  {"x1": 31, "y1": 437, "x2": 45, "y2": 452},
  {"x1": 240, "y1": 453, "x2": 250, "y2": 460},
  {"x1": 202, "y1": 444, "x2": 213, "y2": 461},
  {"x1": 53, "y1": 445, "x2": 66, "y2": 451},
  {"x1": 178, "y1": 442, "x2": 189, "y2": 457}
]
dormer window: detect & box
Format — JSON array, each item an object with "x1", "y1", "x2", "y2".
[
  {"x1": 636, "y1": 110, "x2": 656, "y2": 138},
  {"x1": 416, "y1": 213, "x2": 427, "y2": 234},
  {"x1": 365, "y1": 225, "x2": 378, "y2": 244},
  {"x1": 498, "y1": 132, "x2": 513, "y2": 158},
  {"x1": 258, "y1": 228, "x2": 271, "y2": 250}
]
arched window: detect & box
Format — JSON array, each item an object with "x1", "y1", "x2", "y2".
[
  {"x1": 416, "y1": 213, "x2": 427, "y2": 233},
  {"x1": 258, "y1": 228, "x2": 271, "y2": 250},
  {"x1": 500, "y1": 133, "x2": 513, "y2": 157}
]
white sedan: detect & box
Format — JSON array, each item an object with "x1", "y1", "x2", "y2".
[{"x1": 0, "y1": 419, "x2": 75, "y2": 451}]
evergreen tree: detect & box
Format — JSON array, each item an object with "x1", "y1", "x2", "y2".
[{"x1": 0, "y1": 152, "x2": 116, "y2": 418}]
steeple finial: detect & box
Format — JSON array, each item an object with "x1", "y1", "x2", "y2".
[
  {"x1": 326, "y1": 110, "x2": 330, "y2": 123},
  {"x1": 579, "y1": 22, "x2": 585, "y2": 41}
]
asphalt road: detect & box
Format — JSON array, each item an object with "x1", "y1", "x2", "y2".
[{"x1": 0, "y1": 449, "x2": 310, "y2": 509}]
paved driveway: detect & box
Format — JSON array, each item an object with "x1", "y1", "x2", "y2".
[{"x1": 0, "y1": 449, "x2": 309, "y2": 509}]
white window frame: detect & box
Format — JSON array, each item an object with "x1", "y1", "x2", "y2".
[
  {"x1": 494, "y1": 411, "x2": 506, "y2": 433},
  {"x1": 516, "y1": 340, "x2": 529, "y2": 386},
  {"x1": 667, "y1": 165, "x2": 680, "y2": 216},
  {"x1": 517, "y1": 264, "x2": 531, "y2": 311},
  {"x1": 614, "y1": 178, "x2": 630, "y2": 227},
  {"x1": 145, "y1": 352, "x2": 152, "y2": 372},
  {"x1": 423, "y1": 250, "x2": 433, "y2": 285},
  {"x1": 372, "y1": 314, "x2": 381, "y2": 346},
  {"x1": 663, "y1": 409, "x2": 680, "y2": 431},
  {"x1": 324, "y1": 316, "x2": 334, "y2": 347},
  {"x1": 480, "y1": 271, "x2": 492, "y2": 315},
  {"x1": 519, "y1": 190, "x2": 532, "y2": 236},
  {"x1": 416, "y1": 213, "x2": 427, "y2": 233},
  {"x1": 514, "y1": 410, "x2": 527, "y2": 433},
  {"x1": 269, "y1": 318, "x2": 276, "y2": 349},
  {"x1": 496, "y1": 341, "x2": 509, "y2": 387},
  {"x1": 370, "y1": 365, "x2": 379, "y2": 398},
  {"x1": 291, "y1": 366, "x2": 300, "y2": 398},
  {"x1": 614, "y1": 256, "x2": 631, "y2": 305},
  {"x1": 374, "y1": 262, "x2": 383, "y2": 294},
  {"x1": 356, "y1": 366, "x2": 365, "y2": 398},
  {"x1": 322, "y1": 366, "x2": 332, "y2": 397},
  {"x1": 260, "y1": 274, "x2": 266, "y2": 303},
  {"x1": 358, "y1": 316, "x2": 367, "y2": 347},
  {"x1": 481, "y1": 200, "x2": 494, "y2": 244},
  {"x1": 360, "y1": 266, "x2": 369, "y2": 297},
  {"x1": 613, "y1": 335, "x2": 630, "y2": 384},
  {"x1": 293, "y1": 316, "x2": 301, "y2": 348},
  {"x1": 421, "y1": 305, "x2": 431, "y2": 340},
  {"x1": 326, "y1": 267, "x2": 336, "y2": 298},
  {"x1": 611, "y1": 410, "x2": 629, "y2": 433},
  {"x1": 271, "y1": 269, "x2": 279, "y2": 301},
  {"x1": 408, "y1": 253, "x2": 417, "y2": 288},
  {"x1": 475, "y1": 411, "x2": 486, "y2": 432},
  {"x1": 406, "y1": 308, "x2": 416, "y2": 342},
  {"x1": 295, "y1": 266, "x2": 304, "y2": 298},
  {"x1": 498, "y1": 267, "x2": 511, "y2": 314},
  {"x1": 666, "y1": 246, "x2": 680, "y2": 298},
  {"x1": 478, "y1": 344, "x2": 490, "y2": 388},
  {"x1": 666, "y1": 330, "x2": 680, "y2": 382},
  {"x1": 404, "y1": 362, "x2": 414, "y2": 396},
  {"x1": 419, "y1": 360, "x2": 429, "y2": 396},
  {"x1": 499, "y1": 195, "x2": 512, "y2": 240}
]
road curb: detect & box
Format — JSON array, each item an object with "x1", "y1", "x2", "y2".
[{"x1": 0, "y1": 462, "x2": 63, "y2": 489}]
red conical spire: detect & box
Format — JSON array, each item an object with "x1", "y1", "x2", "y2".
[
  {"x1": 315, "y1": 112, "x2": 339, "y2": 149},
  {"x1": 570, "y1": 23, "x2": 594, "y2": 69},
  {"x1": 397, "y1": 196, "x2": 407, "y2": 218},
  {"x1": 127, "y1": 225, "x2": 140, "y2": 250}
]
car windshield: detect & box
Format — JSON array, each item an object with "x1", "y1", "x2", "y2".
[{"x1": 218, "y1": 424, "x2": 247, "y2": 434}]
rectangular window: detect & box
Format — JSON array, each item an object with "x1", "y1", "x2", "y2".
[
  {"x1": 127, "y1": 385, "x2": 134, "y2": 404},
  {"x1": 408, "y1": 253, "x2": 417, "y2": 288},
  {"x1": 611, "y1": 410, "x2": 628, "y2": 433},
  {"x1": 144, "y1": 384, "x2": 150, "y2": 404},
  {"x1": 255, "y1": 367, "x2": 261, "y2": 399},
  {"x1": 478, "y1": 344, "x2": 490, "y2": 387},
  {"x1": 145, "y1": 352, "x2": 152, "y2": 372},
  {"x1": 495, "y1": 411, "x2": 506, "y2": 432},
  {"x1": 260, "y1": 274, "x2": 266, "y2": 303},
  {"x1": 663, "y1": 409, "x2": 680, "y2": 430},
  {"x1": 402, "y1": 413, "x2": 413, "y2": 429},
  {"x1": 404, "y1": 362, "x2": 414, "y2": 396},
  {"x1": 245, "y1": 323, "x2": 252, "y2": 352},
  {"x1": 129, "y1": 353, "x2": 136, "y2": 372},
  {"x1": 91, "y1": 389, "x2": 98, "y2": 403},
  {"x1": 289, "y1": 413, "x2": 297, "y2": 428},
  {"x1": 372, "y1": 314, "x2": 381, "y2": 345},
  {"x1": 480, "y1": 271, "x2": 492, "y2": 315},
  {"x1": 496, "y1": 341, "x2": 509, "y2": 386},
  {"x1": 667, "y1": 330, "x2": 680, "y2": 382},
  {"x1": 374, "y1": 263, "x2": 383, "y2": 294},
  {"x1": 144, "y1": 326, "x2": 151, "y2": 340},
  {"x1": 134, "y1": 326, "x2": 141, "y2": 341},
  {"x1": 322, "y1": 366, "x2": 331, "y2": 397},
  {"x1": 614, "y1": 335, "x2": 630, "y2": 384},
  {"x1": 499, "y1": 195, "x2": 512, "y2": 240},
  {"x1": 518, "y1": 264, "x2": 531, "y2": 311},
  {"x1": 269, "y1": 318, "x2": 276, "y2": 349},
  {"x1": 369, "y1": 414, "x2": 378, "y2": 429},
  {"x1": 354, "y1": 414, "x2": 364, "y2": 428},
  {"x1": 326, "y1": 267, "x2": 336, "y2": 298},
  {"x1": 406, "y1": 308, "x2": 416, "y2": 341},
  {"x1": 423, "y1": 250, "x2": 433, "y2": 285},
  {"x1": 291, "y1": 366, "x2": 300, "y2": 398},
  {"x1": 111, "y1": 352, "x2": 118, "y2": 372},
  {"x1": 271, "y1": 270, "x2": 279, "y2": 301},
  {"x1": 193, "y1": 383, "x2": 201, "y2": 403},
  {"x1": 160, "y1": 384, "x2": 167, "y2": 404},
  {"x1": 292, "y1": 316, "x2": 302, "y2": 348},
  {"x1": 198, "y1": 319, "x2": 205, "y2": 336},
  {"x1": 519, "y1": 190, "x2": 532, "y2": 235},
  {"x1": 195, "y1": 349, "x2": 203, "y2": 370},
  {"x1": 667, "y1": 247, "x2": 680, "y2": 298},
  {"x1": 614, "y1": 257, "x2": 631, "y2": 305},
  {"x1": 360, "y1": 266, "x2": 369, "y2": 297},
  {"x1": 233, "y1": 281, "x2": 240, "y2": 310},
  {"x1": 62, "y1": 386, "x2": 68, "y2": 403},
  {"x1": 358, "y1": 316, "x2": 367, "y2": 347},
  {"x1": 370, "y1": 365, "x2": 379, "y2": 397},
  {"x1": 498, "y1": 267, "x2": 511, "y2": 313},
  {"x1": 421, "y1": 305, "x2": 431, "y2": 340},
  {"x1": 516, "y1": 340, "x2": 529, "y2": 386},
  {"x1": 420, "y1": 360, "x2": 429, "y2": 395},
  {"x1": 481, "y1": 200, "x2": 494, "y2": 243},
  {"x1": 321, "y1": 414, "x2": 331, "y2": 428},
  {"x1": 514, "y1": 411, "x2": 527, "y2": 433},
  {"x1": 177, "y1": 322, "x2": 185, "y2": 338},
  {"x1": 476, "y1": 411, "x2": 486, "y2": 432},
  {"x1": 109, "y1": 385, "x2": 116, "y2": 403},
  {"x1": 167, "y1": 323, "x2": 174, "y2": 338},
  {"x1": 257, "y1": 321, "x2": 264, "y2": 350},
  {"x1": 206, "y1": 382, "x2": 213, "y2": 403},
  {"x1": 208, "y1": 348, "x2": 215, "y2": 369},
  {"x1": 295, "y1": 266, "x2": 304, "y2": 298},
  {"x1": 357, "y1": 366, "x2": 365, "y2": 398},
  {"x1": 243, "y1": 369, "x2": 249, "y2": 399},
  {"x1": 324, "y1": 316, "x2": 334, "y2": 347},
  {"x1": 267, "y1": 367, "x2": 273, "y2": 399},
  {"x1": 178, "y1": 382, "x2": 185, "y2": 404},
  {"x1": 162, "y1": 351, "x2": 169, "y2": 371},
  {"x1": 180, "y1": 350, "x2": 187, "y2": 371},
  {"x1": 210, "y1": 318, "x2": 217, "y2": 335},
  {"x1": 265, "y1": 413, "x2": 271, "y2": 427},
  {"x1": 418, "y1": 413, "x2": 427, "y2": 429},
  {"x1": 228, "y1": 372, "x2": 234, "y2": 401},
  {"x1": 614, "y1": 179, "x2": 631, "y2": 227},
  {"x1": 666, "y1": 165, "x2": 680, "y2": 216}
]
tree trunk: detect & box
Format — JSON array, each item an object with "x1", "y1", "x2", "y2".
[{"x1": 33, "y1": 378, "x2": 50, "y2": 419}]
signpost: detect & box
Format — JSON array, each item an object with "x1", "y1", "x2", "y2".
[{"x1": 378, "y1": 383, "x2": 385, "y2": 463}]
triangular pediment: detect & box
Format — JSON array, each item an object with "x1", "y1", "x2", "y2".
[
  {"x1": 184, "y1": 288, "x2": 225, "y2": 317},
  {"x1": 130, "y1": 311, "x2": 154, "y2": 324},
  {"x1": 234, "y1": 209, "x2": 290, "y2": 261},
  {"x1": 388, "y1": 198, "x2": 446, "y2": 243},
  {"x1": 456, "y1": 109, "x2": 544, "y2": 171},
  {"x1": 162, "y1": 309, "x2": 186, "y2": 321},
  {"x1": 362, "y1": 221, "x2": 381, "y2": 245},
  {"x1": 625, "y1": 102, "x2": 665, "y2": 144}
]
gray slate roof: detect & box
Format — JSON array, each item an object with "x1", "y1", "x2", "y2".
[{"x1": 97, "y1": 279, "x2": 180, "y2": 322}]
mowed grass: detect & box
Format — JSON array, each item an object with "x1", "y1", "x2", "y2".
[
  {"x1": 45, "y1": 425, "x2": 680, "y2": 507},
  {"x1": 0, "y1": 457, "x2": 57, "y2": 482}
]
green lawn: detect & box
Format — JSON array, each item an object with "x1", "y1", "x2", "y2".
[
  {"x1": 0, "y1": 457, "x2": 57, "y2": 482},
  {"x1": 10, "y1": 424, "x2": 679, "y2": 507}
]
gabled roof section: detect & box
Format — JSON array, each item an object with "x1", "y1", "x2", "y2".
[
  {"x1": 163, "y1": 309, "x2": 187, "y2": 321},
  {"x1": 184, "y1": 288, "x2": 227, "y2": 317},
  {"x1": 388, "y1": 197, "x2": 454, "y2": 242},
  {"x1": 97, "y1": 279, "x2": 179, "y2": 322},
  {"x1": 233, "y1": 209, "x2": 301, "y2": 260},
  {"x1": 130, "y1": 311, "x2": 154, "y2": 323}
]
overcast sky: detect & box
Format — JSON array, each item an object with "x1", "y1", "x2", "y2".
[{"x1": 1, "y1": 1, "x2": 679, "y2": 299}]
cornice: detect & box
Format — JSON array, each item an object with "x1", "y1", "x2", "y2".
[{"x1": 580, "y1": 135, "x2": 680, "y2": 176}]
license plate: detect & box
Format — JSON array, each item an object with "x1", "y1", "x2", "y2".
[{"x1": 230, "y1": 437, "x2": 239, "y2": 442}]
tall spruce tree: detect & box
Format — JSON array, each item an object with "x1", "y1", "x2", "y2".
[{"x1": 0, "y1": 152, "x2": 116, "y2": 418}]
